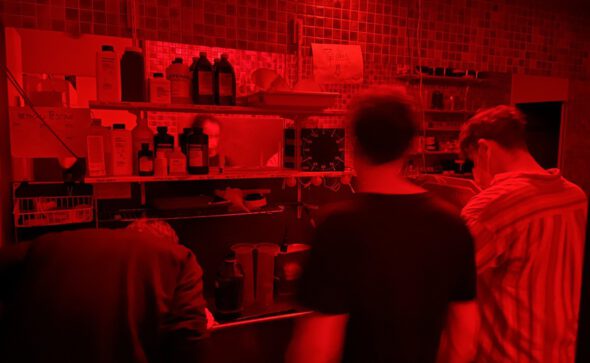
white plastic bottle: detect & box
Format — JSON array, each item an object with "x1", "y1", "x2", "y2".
[
  {"x1": 149, "y1": 72, "x2": 171, "y2": 104},
  {"x1": 110, "y1": 123, "x2": 133, "y2": 176},
  {"x1": 168, "y1": 145, "x2": 187, "y2": 176},
  {"x1": 96, "y1": 45, "x2": 120, "y2": 102},
  {"x1": 86, "y1": 119, "x2": 109, "y2": 177},
  {"x1": 166, "y1": 58, "x2": 191, "y2": 104}
]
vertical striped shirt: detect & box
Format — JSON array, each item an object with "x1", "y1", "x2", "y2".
[{"x1": 461, "y1": 169, "x2": 587, "y2": 363}]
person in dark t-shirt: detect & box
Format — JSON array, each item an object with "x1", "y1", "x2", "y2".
[
  {"x1": 287, "y1": 85, "x2": 478, "y2": 363},
  {"x1": 192, "y1": 115, "x2": 234, "y2": 167}
]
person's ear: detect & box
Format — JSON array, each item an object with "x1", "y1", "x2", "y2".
[{"x1": 477, "y1": 139, "x2": 490, "y2": 156}]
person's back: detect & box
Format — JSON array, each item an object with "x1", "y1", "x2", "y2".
[
  {"x1": 0, "y1": 228, "x2": 207, "y2": 363},
  {"x1": 300, "y1": 193, "x2": 475, "y2": 362},
  {"x1": 462, "y1": 170, "x2": 587, "y2": 362}
]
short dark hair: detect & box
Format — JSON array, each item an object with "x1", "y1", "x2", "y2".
[
  {"x1": 192, "y1": 114, "x2": 221, "y2": 130},
  {"x1": 459, "y1": 105, "x2": 528, "y2": 159},
  {"x1": 349, "y1": 85, "x2": 418, "y2": 164}
]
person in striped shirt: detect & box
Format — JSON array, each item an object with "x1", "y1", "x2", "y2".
[{"x1": 459, "y1": 105, "x2": 588, "y2": 363}]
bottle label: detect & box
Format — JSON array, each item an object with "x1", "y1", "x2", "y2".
[
  {"x1": 169, "y1": 158, "x2": 186, "y2": 174},
  {"x1": 157, "y1": 144, "x2": 173, "y2": 155},
  {"x1": 139, "y1": 157, "x2": 153, "y2": 172},
  {"x1": 170, "y1": 78, "x2": 190, "y2": 99},
  {"x1": 198, "y1": 71, "x2": 213, "y2": 95},
  {"x1": 188, "y1": 145, "x2": 206, "y2": 167},
  {"x1": 112, "y1": 134, "x2": 132, "y2": 175},
  {"x1": 219, "y1": 73, "x2": 233, "y2": 97}
]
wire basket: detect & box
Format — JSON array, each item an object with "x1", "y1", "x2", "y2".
[{"x1": 14, "y1": 195, "x2": 94, "y2": 228}]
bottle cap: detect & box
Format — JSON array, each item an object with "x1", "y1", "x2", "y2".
[
  {"x1": 183, "y1": 128, "x2": 193, "y2": 134},
  {"x1": 221, "y1": 53, "x2": 229, "y2": 59},
  {"x1": 173, "y1": 57, "x2": 183, "y2": 64},
  {"x1": 113, "y1": 123, "x2": 125, "y2": 130},
  {"x1": 193, "y1": 127, "x2": 203, "y2": 134},
  {"x1": 153, "y1": 72, "x2": 164, "y2": 78},
  {"x1": 141, "y1": 143, "x2": 150, "y2": 150},
  {"x1": 101, "y1": 45, "x2": 114, "y2": 52},
  {"x1": 199, "y1": 51, "x2": 207, "y2": 57},
  {"x1": 157, "y1": 126, "x2": 168, "y2": 133}
]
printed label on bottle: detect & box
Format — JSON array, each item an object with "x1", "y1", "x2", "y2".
[
  {"x1": 170, "y1": 79, "x2": 190, "y2": 99},
  {"x1": 87, "y1": 136, "x2": 106, "y2": 176},
  {"x1": 139, "y1": 157, "x2": 153, "y2": 172},
  {"x1": 157, "y1": 144, "x2": 173, "y2": 155},
  {"x1": 169, "y1": 158, "x2": 185, "y2": 174},
  {"x1": 112, "y1": 135, "x2": 132, "y2": 175},
  {"x1": 218, "y1": 73, "x2": 233, "y2": 97},
  {"x1": 188, "y1": 145, "x2": 205, "y2": 167},
  {"x1": 198, "y1": 71, "x2": 213, "y2": 95}
]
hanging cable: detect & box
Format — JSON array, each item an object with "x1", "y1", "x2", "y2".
[{"x1": 1, "y1": 64, "x2": 80, "y2": 159}]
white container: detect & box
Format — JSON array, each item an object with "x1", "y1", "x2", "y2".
[
  {"x1": 154, "y1": 150, "x2": 168, "y2": 176},
  {"x1": 87, "y1": 119, "x2": 109, "y2": 177},
  {"x1": 110, "y1": 123, "x2": 132, "y2": 176},
  {"x1": 149, "y1": 73, "x2": 171, "y2": 104},
  {"x1": 166, "y1": 58, "x2": 191, "y2": 104},
  {"x1": 168, "y1": 146, "x2": 187, "y2": 176},
  {"x1": 96, "y1": 45, "x2": 120, "y2": 102}
]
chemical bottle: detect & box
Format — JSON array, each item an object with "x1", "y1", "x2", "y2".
[
  {"x1": 110, "y1": 123, "x2": 133, "y2": 176},
  {"x1": 86, "y1": 119, "x2": 109, "y2": 177},
  {"x1": 168, "y1": 146, "x2": 187, "y2": 176},
  {"x1": 120, "y1": 47, "x2": 146, "y2": 102},
  {"x1": 214, "y1": 252, "x2": 244, "y2": 318},
  {"x1": 186, "y1": 127, "x2": 209, "y2": 175},
  {"x1": 166, "y1": 58, "x2": 191, "y2": 104},
  {"x1": 154, "y1": 150, "x2": 168, "y2": 177},
  {"x1": 179, "y1": 127, "x2": 193, "y2": 155},
  {"x1": 137, "y1": 143, "x2": 154, "y2": 176},
  {"x1": 214, "y1": 53, "x2": 236, "y2": 105},
  {"x1": 131, "y1": 116, "x2": 154, "y2": 174},
  {"x1": 153, "y1": 126, "x2": 174, "y2": 156},
  {"x1": 96, "y1": 45, "x2": 120, "y2": 102},
  {"x1": 191, "y1": 52, "x2": 214, "y2": 104},
  {"x1": 149, "y1": 72, "x2": 171, "y2": 104}
]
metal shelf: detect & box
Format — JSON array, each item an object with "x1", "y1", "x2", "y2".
[
  {"x1": 85, "y1": 169, "x2": 354, "y2": 184},
  {"x1": 88, "y1": 101, "x2": 346, "y2": 117},
  {"x1": 421, "y1": 127, "x2": 462, "y2": 132},
  {"x1": 410, "y1": 151, "x2": 459, "y2": 156}
]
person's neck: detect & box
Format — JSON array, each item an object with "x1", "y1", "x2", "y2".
[
  {"x1": 356, "y1": 162, "x2": 426, "y2": 195},
  {"x1": 498, "y1": 151, "x2": 547, "y2": 175}
]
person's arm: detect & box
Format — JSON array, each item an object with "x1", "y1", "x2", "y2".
[
  {"x1": 437, "y1": 301, "x2": 479, "y2": 363},
  {"x1": 160, "y1": 250, "x2": 208, "y2": 362},
  {"x1": 286, "y1": 313, "x2": 349, "y2": 363},
  {"x1": 437, "y1": 223, "x2": 479, "y2": 363}
]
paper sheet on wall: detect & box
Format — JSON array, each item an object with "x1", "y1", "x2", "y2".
[
  {"x1": 10, "y1": 107, "x2": 90, "y2": 158},
  {"x1": 311, "y1": 43, "x2": 363, "y2": 84}
]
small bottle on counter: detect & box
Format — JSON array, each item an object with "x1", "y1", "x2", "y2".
[
  {"x1": 166, "y1": 58, "x2": 191, "y2": 104},
  {"x1": 96, "y1": 45, "x2": 120, "y2": 102},
  {"x1": 137, "y1": 143, "x2": 154, "y2": 176},
  {"x1": 191, "y1": 52, "x2": 214, "y2": 105},
  {"x1": 168, "y1": 145, "x2": 187, "y2": 176},
  {"x1": 149, "y1": 72, "x2": 171, "y2": 104},
  {"x1": 154, "y1": 126, "x2": 174, "y2": 156},
  {"x1": 214, "y1": 252, "x2": 244, "y2": 319},
  {"x1": 110, "y1": 123, "x2": 133, "y2": 176},
  {"x1": 214, "y1": 53, "x2": 236, "y2": 105},
  {"x1": 120, "y1": 47, "x2": 146, "y2": 102},
  {"x1": 186, "y1": 127, "x2": 209, "y2": 175}
]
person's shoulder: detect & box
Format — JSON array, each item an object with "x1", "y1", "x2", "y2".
[
  {"x1": 461, "y1": 179, "x2": 526, "y2": 224},
  {"x1": 314, "y1": 198, "x2": 363, "y2": 227}
]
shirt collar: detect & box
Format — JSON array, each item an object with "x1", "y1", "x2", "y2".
[{"x1": 490, "y1": 168, "x2": 561, "y2": 187}]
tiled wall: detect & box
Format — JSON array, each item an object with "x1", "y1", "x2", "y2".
[{"x1": 3, "y1": 0, "x2": 589, "y2": 80}]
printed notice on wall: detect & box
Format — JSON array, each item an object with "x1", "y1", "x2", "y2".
[
  {"x1": 311, "y1": 43, "x2": 363, "y2": 84},
  {"x1": 10, "y1": 107, "x2": 90, "y2": 158}
]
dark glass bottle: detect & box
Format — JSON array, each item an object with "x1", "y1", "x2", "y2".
[
  {"x1": 214, "y1": 53, "x2": 236, "y2": 106},
  {"x1": 191, "y1": 52, "x2": 214, "y2": 104},
  {"x1": 137, "y1": 143, "x2": 154, "y2": 176},
  {"x1": 179, "y1": 127, "x2": 193, "y2": 155},
  {"x1": 214, "y1": 252, "x2": 244, "y2": 318},
  {"x1": 186, "y1": 127, "x2": 209, "y2": 175},
  {"x1": 153, "y1": 126, "x2": 174, "y2": 155},
  {"x1": 120, "y1": 47, "x2": 146, "y2": 102}
]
